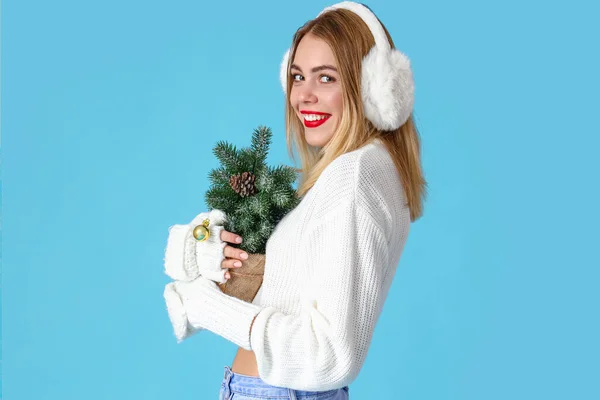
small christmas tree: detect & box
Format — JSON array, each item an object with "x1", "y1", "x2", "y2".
[
  {"x1": 204, "y1": 126, "x2": 301, "y2": 301},
  {"x1": 205, "y1": 125, "x2": 300, "y2": 254}
]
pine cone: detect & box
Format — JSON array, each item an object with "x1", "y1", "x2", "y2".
[
  {"x1": 229, "y1": 174, "x2": 242, "y2": 193},
  {"x1": 229, "y1": 171, "x2": 257, "y2": 197}
]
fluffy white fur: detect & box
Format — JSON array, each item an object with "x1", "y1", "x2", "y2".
[
  {"x1": 361, "y1": 46, "x2": 414, "y2": 131},
  {"x1": 280, "y1": 49, "x2": 290, "y2": 95},
  {"x1": 163, "y1": 209, "x2": 229, "y2": 284},
  {"x1": 278, "y1": 1, "x2": 414, "y2": 131}
]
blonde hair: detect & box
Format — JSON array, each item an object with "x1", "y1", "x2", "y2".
[{"x1": 283, "y1": 7, "x2": 428, "y2": 221}]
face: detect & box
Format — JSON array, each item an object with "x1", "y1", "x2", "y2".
[{"x1": 290, "y1": 33, "x2": 343, "y2": 148}]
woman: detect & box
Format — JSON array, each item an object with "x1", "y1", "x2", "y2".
[{"x1": 163, "y1": 2, "x2": 427, "y2": 399}]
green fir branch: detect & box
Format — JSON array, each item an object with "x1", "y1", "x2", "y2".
[
  {"x1": 250, "y1": 126, "x2": 272, "y2": 164},
  {"x1": 212, "y1": 141, "x2": 240, "y2": 171},
  {"x1": 208, "y1": 167, "x2": 230, "y2": 186}
]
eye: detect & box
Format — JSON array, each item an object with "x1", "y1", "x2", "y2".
[
  {"x1": 320, "y1": 75, "x2": 335, "y2": 83},
  {"x1": 291, "y1": 73, "x2": 303, "y2": 81}
]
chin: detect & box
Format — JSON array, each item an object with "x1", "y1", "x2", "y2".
[{"x1": 305, "y1": 133, "x2": 332, "y2": 148}]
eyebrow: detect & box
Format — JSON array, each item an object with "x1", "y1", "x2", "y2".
[{"x1": 290, "y1": 64, "x2": 338, "y2": 73}]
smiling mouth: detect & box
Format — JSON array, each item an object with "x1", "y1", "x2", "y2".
[{"x1": 302, "y1": 113, "x2": 331, "y2": 128}]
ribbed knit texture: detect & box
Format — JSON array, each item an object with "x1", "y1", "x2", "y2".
[{"x1": 168, "y1": 138, "x2": 411, "y2": 391}]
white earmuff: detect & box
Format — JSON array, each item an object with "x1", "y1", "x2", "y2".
[{"x1": 279, "y1": 1, "x2": 414, "y2": 131}]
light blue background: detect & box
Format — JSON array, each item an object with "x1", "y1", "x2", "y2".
[{"x1": 3, "y1": 0, "x2": 599, "y2": 399}]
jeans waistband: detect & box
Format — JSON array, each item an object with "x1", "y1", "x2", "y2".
[
  {"x1": 222, "y1": 365, "x2": 349, "y2": 399},
  {"x1": 222, "y1": 365, "x2": 298, "y2": 398}
]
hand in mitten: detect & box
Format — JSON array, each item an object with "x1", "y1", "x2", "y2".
[
  {"x1": 164, "y1": 275, "x2": 261, "y2": 346},
  {"x1": 163, "y1": 209, "x2": 229, "y2": 283},
  {"x1": 163, "y1": 276, "x2": 216, "y2": 342}
]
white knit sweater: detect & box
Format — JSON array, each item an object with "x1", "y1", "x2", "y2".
[{"x1": 163, "y1": 137, "x2": 411, "y2": 391}]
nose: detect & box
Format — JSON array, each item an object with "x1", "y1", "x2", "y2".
[{"x1": 298, "y1": 84, "x2": 317, "y2": 104}]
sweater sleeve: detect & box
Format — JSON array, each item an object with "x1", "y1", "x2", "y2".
[{"x1": 250, "y1": 199, "x2": 393, "y2": 390}]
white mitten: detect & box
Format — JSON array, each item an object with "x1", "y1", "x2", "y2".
[
  {"x1": 163, "y1": 277, "x2": 218, "y2": 342},
  {"x1": 163, "y1": 209, "x2": 229, "y2": 283},
  {"x1": 164, "y1": 280, "x2": 203, "y2": 340}
]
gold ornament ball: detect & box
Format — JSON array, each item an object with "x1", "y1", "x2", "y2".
[{"x1": 193, "y1": 218, "x2": 211, "y2": 242}]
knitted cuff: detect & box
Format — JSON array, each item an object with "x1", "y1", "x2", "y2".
[{"x1": 194, "y1": 224, "x2": 228, "y2": 284}]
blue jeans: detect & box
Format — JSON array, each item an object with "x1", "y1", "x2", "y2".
[{"x1": 218, "y1": 365, "x2": 350, "y2": 399}]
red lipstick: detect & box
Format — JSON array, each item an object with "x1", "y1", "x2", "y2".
[{"x1": 300, "y1": 110, "x2": 331, "y2": 128}]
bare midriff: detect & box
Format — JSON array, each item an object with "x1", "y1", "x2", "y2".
[{"x1": 231, "y1": 347, "x2": 259, "y2": 376}]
